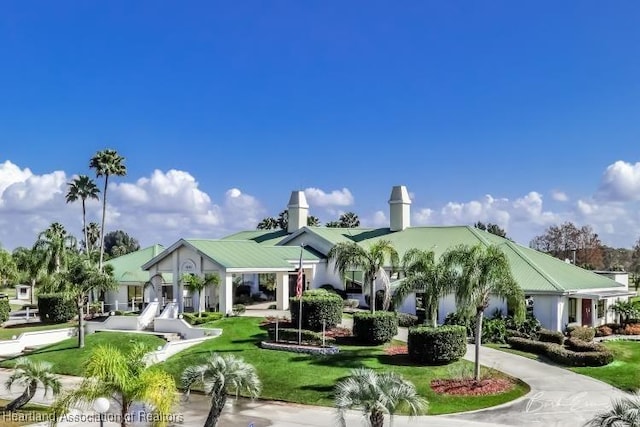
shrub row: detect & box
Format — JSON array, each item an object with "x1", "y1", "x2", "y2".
[
  {"x1": 537, "y1": 328, "x2": 565, "y2": 345},
  {"x1": 506, "y1": 337, "x2": 613, "y2": 367},
  {"x1": 353, "y1": 311, "x2": 398, "y2": 344},
  {"x1": 565, "y1": 337, "x2": 606, "y2": 353},
  {"x1": 182, "y1": 312, "x2": 223, "y2": 325},
  {"x1": 38, "y1": 293, "x2": 75, "y2": 323},
  {"x1": 397, "y1": 312, "x2": 419, "y2": 327},
  {"x1": 267, "y1": 327, "x2": 335, "y2": 346},
  {"x1": 290, "y1": 290, "x2": 343, "y2": 332},
  {"x1": 0, "y1": 299, "x2": 9, "y2": 323},
  {"x1": 407, "y1": 325, "x2": 467, "y2": 365}
]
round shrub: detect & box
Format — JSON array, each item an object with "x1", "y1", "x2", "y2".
[
  {"x1": 408, "y1": 325, "x2": 467, "y2": 365},
  {"x1": 537, "y1": 328, "x2": 565, "y2": 345},
  {"x1": 569, "y1": 326, "x2": 596, "y2": 342},
  {"x1": 352, "y1": 311, "x2": 398, "y2": 344},
  {"x1": 397, "y1": 312, "x2": 419, "y2": 327},
  {"x1": 290, "y1": 290, "x2": 343, "y2": 331},
  {"x1": 38, "y1": 293, "x2": 75, "y2": 323}
]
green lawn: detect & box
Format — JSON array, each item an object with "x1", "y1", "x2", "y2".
[
  {"x1": 160, "y1": 317, "x2": 529, "y2": 415},
  {"x1": 0, "y1": 332, "x2": 165, "y2": 376},
  {"x1": 571, "y1": 341, "x2": 640, "y2": 392},
  {"x1": 0, "y1": 399, "x2": 51, "y2": 427},
  {"x1": 485, "y1": 344, "x2": 542, "y2": 361},
  {"x1": 0, "y1": 322, "x2": 77, "y2": 341}
]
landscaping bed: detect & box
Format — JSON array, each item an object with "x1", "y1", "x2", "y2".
[
  {"x1": 430, "y1": 378, "x2": 515, "y2": 396},
  {"x1": 160, "y1": 316, "x2": 529, "y2": 414}
]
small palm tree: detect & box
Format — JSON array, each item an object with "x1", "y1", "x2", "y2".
[
  {"x1": 328, "y1": 240, "x2": 399, "y2": 313},
  {"x1": 66, "y1": 175, "x2": 100, "y2": 259},
  {"x1": 89, "y1": 149, "x2": 127, "y2": 271},
  {"x1": 4, "y1": 357, "x2": 61, "y2": 411},
  {"x1": 339, "y1": 212, "x2": 360, "y2": 228},
  {"x1": 443, "y1": 244, "x2": 525, "y2": 381},
  {"x1": 393, "y1": 249, "x2": 455, "y2": 327},
  {"x1": 33, "y1": 223, "x2": 77, "y2": 274},
  {"x1": 307, "y1": 215, "x2": 321, "y2": 227},
  {"x1": 182, "y1": 353, "x2": 261, "y2": 427},
  {"x1": 585, "y1": 393, "x2": 640, "y2": 426},
  {"x1": 51, "y1": 344, "x2": 177, "y2": 427},
  {"x1": 334, "y1": 368, "x2": 427, "y2": 427},
  {"x1": 12, "y1": 247, "x2": 45, "y2": 304},
  {"x1": 84, "y1": 222, "x2": 101, "y2": 255},
  {"x1": 182, "y1": 273, "x2": 220, "y2": 317}
]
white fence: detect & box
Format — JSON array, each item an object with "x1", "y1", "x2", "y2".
[
  {"x1": 154, "y1": 318, "x2": 222, "y2": 340},
  {"x1": 0, "y1": 328, "x2": 76, "y2": 356},
  {"x1": 143, "y1": 335, "x2": 219, "y2": 366}
]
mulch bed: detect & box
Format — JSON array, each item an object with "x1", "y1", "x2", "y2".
[
  {"x1": 324, "y1": 327, "x2": 352, "y2": 338},
  {"x1": 430, "y1": 378, "x2": 515, "y2": 396},
  {"x1": 384, "y1": 345, "x2": 408, "y2": 355}
]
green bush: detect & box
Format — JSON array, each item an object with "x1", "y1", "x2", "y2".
[
  {"x1": 319, "y1": 284, "x2": 348, "y2": 299},
  {"x1": 408, "y1": 325, "x2": 467, "y2": 365},
  {"x1": 565, "y1": 337, "x2": 606, "y2": 353},
  {"x1": 37, "y1": 293, "x2": 75, "y2": 323},
  {"x1": 364, "y1": 290, "x2": 395, "y2": 311},
  {"x1": 569, "y1": 326, "x2": 596, "y2": 342},
  {"x1": 506, "y1": 337, "x2": 553, "y2": 354},
  {"x1": 0, "y1": 299, "x2": 10, "y2": 323},
  {"x1": 267, "y1": 327, "x2": 335, "y2": 346},
  {"x1": 482, "y1": 317, "x2": 508, "y2": 344},
  {"x1": 443, "y1": 311, "x2": 474, "y2": 337},
  {"x1": 506, "y1": 314, "x2": 541, "y2": 339},
  {"x1": 290, "y1": 291, "x2": 343, "y2": 331},
  {"x1": 232, "y1": 304, "x2": 246, "y2": 316},
  {"x1": 182, "y1": 312, "x2": 224, "y2": 325},
  {"x1": 397, "y1": 312, "x2": 419, "y2": 327},
  {"x1": 352, "y1": 311, "x2": 398, "y2": 344},
  {"x1": 546, "y1": 345, "x2": 613, "y2": 367},
  {"x1": 537, "y1": 328, "x2": 565, "y2": 345}
]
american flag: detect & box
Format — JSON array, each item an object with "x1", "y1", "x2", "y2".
[{"x1": 296, "y1": 248, "x2": 304, "y2": 299}]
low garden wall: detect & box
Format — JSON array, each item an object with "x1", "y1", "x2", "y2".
[
  {"x1": 0, "y1": 328, "x2": 76, "y2": 356},
  {"x1": 143, "y1": 335, "x2": 220, "y2": 366},
  {"x1": 154, "y1": 318, "x2": 222, "y2": 340}
]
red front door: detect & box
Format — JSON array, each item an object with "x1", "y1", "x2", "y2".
[{"x1": 582, "y1": 299, "x2": 592, "y2": 326}]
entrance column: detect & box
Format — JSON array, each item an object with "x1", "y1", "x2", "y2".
[
  {"x1": 219, "y1": 270, "x2": 233, "y2": 315},
  {"x1": 276, "y1": 272, "x2": 290, "y2": 310}
]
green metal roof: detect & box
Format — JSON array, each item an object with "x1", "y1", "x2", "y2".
[
  {"x1": 106, "y1": 244, "x2": 169, "y2": 284},
  {"x1": 185, "y1": 239, "x2": 293, "y2": 269},
  {"x1": 276, "y1": 225, "x2": 623, "y2": 294},
  {"x1": 221, "y1": 229, "x2": 290, "y2": 246}
]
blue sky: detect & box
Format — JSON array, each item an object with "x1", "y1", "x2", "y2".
[{"x1": 2, "y1": 1, "x2": 640, "y2": 249}]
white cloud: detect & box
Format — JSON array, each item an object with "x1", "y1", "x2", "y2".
[
  {"x1": 551, "y1": 190, "x2": 568, "y2": 202},
  {"x1": 363, "y1": 210, "x2": 388, "y2": 228},
  {"x1": 304, "y1": 187, "x2": 354, "y2": 207},
  {"x1": 597, "y1": 160, "x2": 640, "y2": 201}
]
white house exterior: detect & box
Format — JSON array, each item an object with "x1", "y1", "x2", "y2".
[{"x1": 106, "y1": 186, "x2": 634, "y2": 331}]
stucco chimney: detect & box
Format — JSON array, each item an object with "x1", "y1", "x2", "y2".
[
  {"x1": 287, "y1": 190, "x2": 309, "y2": 233},
  {"x1": 389, "y1": 185, "x2": 411, "y2": 231}
]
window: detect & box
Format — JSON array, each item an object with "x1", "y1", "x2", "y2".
[
  {"x1": 568, "y1": 298, "x2": 577, "y2": 323},
  {"x1": 127, "y1": 285, "x2": 143, "y2": 302},
  {"x1": 344, "y1": 271, "x2": 363, "y2": 294},
  {"x1": 19, "y1": 288, "x2": 27, "y2": 295},
  {"x1": 597, "y1": 300, "x2": 606, "y2": 319}
]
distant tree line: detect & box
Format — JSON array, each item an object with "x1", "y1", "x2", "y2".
[{"x1": 257, "y1": 211, "x2": 360, "y2": 230}]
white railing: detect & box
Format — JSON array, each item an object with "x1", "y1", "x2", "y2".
[
  {"x1": 137, "y1": 301, "x2": 160, "y2": 329},
  {"x1": 154, "y1": 318, "x2": 222, "y2": 340},
  {"x1": 0, "y1": 328, "x2": 76, "y2": 356},
  {"x1": 158, "y1": 302, "x2": 179, "y2": 319},
  {"x1": 142, "y1": 335, "x2": 219, "y2": 366},
  {"x1": 86, "y1": 315, "x2": 140, "y2": 333}
]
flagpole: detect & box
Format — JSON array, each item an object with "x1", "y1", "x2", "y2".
[{"x1": 298, "y1": 243, "x2": 304, "y2": 345}]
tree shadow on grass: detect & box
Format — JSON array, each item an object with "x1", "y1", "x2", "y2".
[
  {"x1": 299, "y1": 384, "x2": 334, "y2": 393},
  {"x1": 287, "y1": 348, "x2": 376, "y2": 369},
  {"x1": 377, "y1": 353, "x2": 420, "y2": 367}
]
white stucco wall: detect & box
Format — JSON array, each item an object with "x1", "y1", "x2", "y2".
[{"x1": 0, "y1": 328, "x2": 76, "y2": 356}]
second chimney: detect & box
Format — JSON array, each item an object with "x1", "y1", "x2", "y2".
[
  {"x1": 287, "y1": 190, "x2": 309, "y2": 233},
  {"x1": 389, "y1": 185, "x2": 411, "y2": 231}
]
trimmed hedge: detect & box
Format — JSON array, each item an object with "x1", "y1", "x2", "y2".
[
  {"x1": 290, "y1": 291, "x2": 343, "y2": 332},
  {"x1": 267, "y1": 327, "x2": 335, "y2": 346},
  {"x1": 0, "y1": 299, "x2": 9, "y2": 323},
  {"x1": 408, "y1": 325, "x2": 467, "y2": 365},
  {"x1": 38, "y1": 293, "x2": 75, "y2": 323},
  {"x1": 352, "y1": 311, "x2": 398, "y2": 344},
  {"x1": 506, "y1": 337, "x2": 613, "y2": 367},
  {"x1": 537, "y1": 328, "x2": 565, "y2": 345},
  {"x1": 569, "y1": 326, "x2": 596, "y2": 342},
  {"x1": 565, "y1": 337, "x2": 606, "y2": 353},
  {"x1": 182, "y1": 312, "x2": 224, "y2": 325}
]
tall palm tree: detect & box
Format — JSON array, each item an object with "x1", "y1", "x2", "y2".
[
  {"x1": 442, "y1": 244, "x2": 525, "y2": 381},
  {"x1": 328, "y1": 240, "x2": 399, "y2": 313},
  {"x1": 586, "y1": 393, "x2": 640, "y2": 427},
  {"x1": 65, "y1": 175, "x2": 100, "y2": 259},
  {"x1": 12, "y1": 247, "x2": 45, "y2": 304},
  {"x1": 256, "y1": 217, "x2": 278, "y2": 230},
  {"x1": 4, "y1": 357, "x2": 61, "y2": 411},
  {"x1": 307, "y1": 215, "x2": 321, "y2": 227},
  {"x1": 182, "y1": 273, "x2": 219, "y2": 317},
  {"x1": 51, "y1": 344, "x2": 177, "y2": 427},
  {"x1": 339, "y1": 212, "x2": 360, "y2": 228},
  {"x1": 393, "y1": 249, "x2": 455, "y2": 327},
  {"x1": 84, "y1": 222, "x2": 101, "y2": 254},
  {"x1": 33, "y1": 223, "x2": 77, "y2": 274},
  {"x1": 334, "y1": 368, "x2": 427, "y2": 427},
  {"x1": 182, "y1": 353, "x2": 261, "y2": 427},
  {"x1": 89, "y1": 149, "x2": 127, "y2": 270}
]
